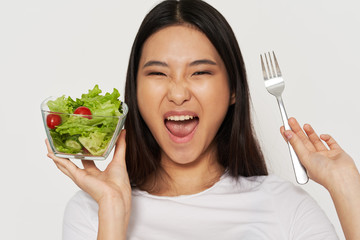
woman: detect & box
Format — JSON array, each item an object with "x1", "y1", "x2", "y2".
[{"x1": 46, "y1": 0, "x2": 360, "y2": 239}]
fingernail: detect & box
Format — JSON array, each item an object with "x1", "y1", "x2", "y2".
[{"x1": 284, "y1": 131, "x2": 293, "y2": 140}]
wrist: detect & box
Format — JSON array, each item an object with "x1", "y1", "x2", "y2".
[
  {"x1": 326, "y1": 167, "x2": 360, "y2": 195},
  {"x1": 98, "y1": 193, "x2": 131, "y2": 219},
  {"x1": 97, "y1": 196, "x2": 131, "y2": 240},
  {"x1": 325, "y1": 166, "x2": 360, "y2": 240}
]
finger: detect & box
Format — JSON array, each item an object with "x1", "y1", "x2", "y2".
[
  {"x1": 303, "y1": 124, "x2": 328, "y2": 151},
  {"x1": 45, "y1": 139, "x2": 80, "y2": 180},
  {"x1": 280, "y1": 126, "x2": 289, "y2": 142},
  {"x1": 109, "y1": 129, "x2": 127, "y2": 168},
  {"x1": 81, "y1": 160, "x2": 99, "y2": 171},
  {"x1": 46, "y1": 151, "x2": 74, "y2": 181},
  {"x1": 45, "y1": 139, "x2": 96, "y2": 172},
  {"x1": 288, "y1": 118, "x2": 316, "y2": 152},
  {"x1": 320, "y1": 134, "x2": 342, "y2": 150},
  {"x1": 45, "y1": 138, "x2": 54, "y2": 153},
  {"x1": 53, "y1": 159, "x2": 74, "y2": 180},
  {"x1": 284, "y1": 130, "x2": 311, "y2": 168}
]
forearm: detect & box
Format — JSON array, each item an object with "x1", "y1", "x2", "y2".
[
  {"x1": 327, "y1": 168, "x2": 360, "y2": 240},
  {"x1": 97, "y1": 196, "x2": 130, "y2": 240}
]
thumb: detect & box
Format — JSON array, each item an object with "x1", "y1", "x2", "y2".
[{"x1": 110, "y1": 129, "x2": 127, "y2": 168}]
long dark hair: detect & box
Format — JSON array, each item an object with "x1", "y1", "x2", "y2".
[{"x1": 125, "y1": 0, "x2": 267, "y2": 187}]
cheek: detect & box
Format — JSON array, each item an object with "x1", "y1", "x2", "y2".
[
  {"x1": 137, "y1": 83, "x2": 152, "y2": 121},
  {"x1": 137, "y1": 80, "x2": 165, "y2": 123},
  {"x1": 194, "y1": 78, "x2": 231, "y2": 130},
  {"x1": 194, "y1": 78, "x2": 231, "y2": 110}
]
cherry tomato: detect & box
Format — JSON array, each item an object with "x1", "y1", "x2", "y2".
[
  {"x1": 46, "y1": 114, "x2": 62, "y2": 129},
  {"x1": 74, "y1": 106, "x2": 92, "y2": 119},
  {"x1": 82, "y1": 147, "x2": 90, "y2": 155}
]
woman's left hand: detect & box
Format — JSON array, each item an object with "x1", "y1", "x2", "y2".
[
  {"x1": 280, "y1": 117, "x2": 358, "y2": 190},
  {"x1": 281, "y1": 117, "x2": 360, "y2": 240}
]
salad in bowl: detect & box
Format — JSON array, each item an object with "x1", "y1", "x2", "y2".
[{"x1": 41, "y1": 85, "x2": 128, "y2": 160}]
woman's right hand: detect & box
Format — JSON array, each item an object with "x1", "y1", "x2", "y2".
[{"x1": 45, "y1": 130, "x2": 132, "y2": 230}]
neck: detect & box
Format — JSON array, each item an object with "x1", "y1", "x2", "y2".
[{"x1": 142, "y1": 149, "x2": 225, "y2": 196}]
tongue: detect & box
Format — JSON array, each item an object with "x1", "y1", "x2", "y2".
[{"x1": 165, "y1": 118, "x2": 198, "y2": 137}]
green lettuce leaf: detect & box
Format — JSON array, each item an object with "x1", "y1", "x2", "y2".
[
  {"x1": 78, "y1": 132, "x2": 110, "y2": 155},
  {"x1": 46, "y1": 84, "x2": 123, "y2": 156}
]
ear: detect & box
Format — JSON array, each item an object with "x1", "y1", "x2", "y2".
[{"x1": 230, "y1": 92, "x2": 236, "y2": 105}]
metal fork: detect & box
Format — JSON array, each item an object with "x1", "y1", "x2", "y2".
[{"x1": 260, "y1": 51, "x2": 308, "y2": 185}]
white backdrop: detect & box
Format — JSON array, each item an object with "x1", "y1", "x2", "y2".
[{"x1": 1, "y1": 0, "x2": 359, "y2": 239}]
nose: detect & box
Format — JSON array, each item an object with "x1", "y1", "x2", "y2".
[{"x1": 167, "y1": 79, "x2": 191, "y2": 105}]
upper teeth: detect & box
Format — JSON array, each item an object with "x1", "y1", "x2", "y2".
[{"x1": 167, "y1": 115, "x2": 194, "y2": 121}]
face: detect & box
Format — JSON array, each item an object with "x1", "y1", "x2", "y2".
[{"x1": 137, "y1": 25, "x2": 233, "y2": 166}]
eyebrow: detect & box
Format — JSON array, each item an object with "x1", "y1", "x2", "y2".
[
  {"x1": 143, "y1": 60, "x2": 168, "y2": 68},
  {"x1": 142, "y1": 59, "x2": 217, "y2": 68},
  {"x1": 189, "y1": 59, "x2": 217, "y2": 66}
]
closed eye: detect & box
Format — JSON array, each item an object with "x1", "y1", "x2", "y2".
[
  {"x1": 192, "y1": 71, "x2": 212, "y2": 76},
  {"x1": 148, "y1": 72, "x2": 167, "y2": 76}
]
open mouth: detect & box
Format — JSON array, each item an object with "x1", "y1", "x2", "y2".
[{"x1": 164, "y1": 114, "x2": 199, "y2": 139}]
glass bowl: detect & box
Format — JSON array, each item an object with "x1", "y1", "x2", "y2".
[{"x1": 41, "y1": 96, "x2": 128, "y2": 160}]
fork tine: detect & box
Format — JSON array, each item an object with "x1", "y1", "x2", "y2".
[
  {"x1": 260, "y1": 55, "x2": 268, "y2": 80},
  {"x1": 272, "y1": 51, "x2": 282, "y2": 77},
  {"x1": 268, "y1": 52, "x2": 276, "y2": 77},
  {"x1": 264, "y1": 53, "x2": 272, "y2": 78}
]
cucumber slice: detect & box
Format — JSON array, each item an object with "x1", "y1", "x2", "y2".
[{"x1": 65, "y1": 139, "x2": 82, "y2": 151}]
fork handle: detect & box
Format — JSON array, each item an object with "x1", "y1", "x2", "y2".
[{"x1": 276, "y1": 97, "x2": 309, "y2": 184}]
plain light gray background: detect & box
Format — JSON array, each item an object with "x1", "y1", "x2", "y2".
[{"x1": 1, "y1": 0, "x2": 359, "y2": 239}]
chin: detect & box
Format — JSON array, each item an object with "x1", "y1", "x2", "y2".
[{"x1": 161, "y1": 143, "x2": 216, "y2": 167}]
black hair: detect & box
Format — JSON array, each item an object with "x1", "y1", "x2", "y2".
[{"x1": 125, "y1": 0, "x2": 267, "y2": 187}]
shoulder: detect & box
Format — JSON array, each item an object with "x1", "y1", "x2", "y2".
[
  {"x1": 63, "y1": 191, "x2": 98, "y2": 239},
  {"x1": 64, "y1": 190, "x2": 98, "y2": 218},
  {"x1": 236, "y1": 174, "x2": 319, "y2": 213},
  {"x1": 217, "y1": 173, "x2": 306, "y2": 197},
  {"x1": 192, "y1": 173, "x2": 314, "y2": 211},
  {"x1": 256, "y1": 175, "x2": 338, "y2": 239},
  {"x1": 259, "y1": 174, "x2": 310, "y2": 197}
]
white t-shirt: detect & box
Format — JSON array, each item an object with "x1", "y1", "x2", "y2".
[{"x1": 63, "y1": 174, "x2": 339, "y2": 240}]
